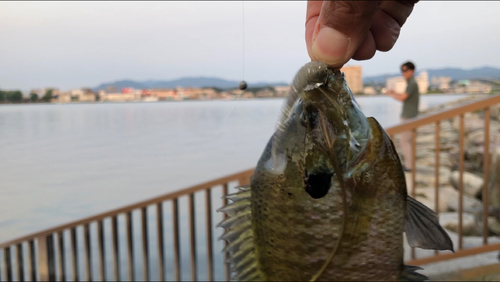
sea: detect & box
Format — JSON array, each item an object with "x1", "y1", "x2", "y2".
[{"x1": 0, "y1": 94, "x2": 470, "y2": 281}]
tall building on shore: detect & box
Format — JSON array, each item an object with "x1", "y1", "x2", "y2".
[
  {"x1": 386, "y1": 71, "x2": 429, "y2": 94},
  {"x1": 340, "y1": 66, "x2": 363, "y2": 94}
]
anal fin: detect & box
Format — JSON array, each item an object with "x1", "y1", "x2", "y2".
[{"x1": 405, "y1": 195, "x2": 454, "y2": 252}]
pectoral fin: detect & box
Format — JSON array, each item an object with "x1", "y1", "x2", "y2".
[{"x1": 405, "y1": 195, "x2": 454, "y2": 252}]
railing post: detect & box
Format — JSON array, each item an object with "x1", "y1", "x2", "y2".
[
  {"x1": 37, "y1": 236, "x2": 49, "y2": 281},
  {"x1": 29, "y1": 240, "x2": 36, "y2": 282},
  {"x1": 4, "y1": 247, "x2": 12, "y2": 282},
  {"x1": 16, "y1": 244, "x2": 24, "y2": 282},
  {"x1": 483, "y1": 107, "x2": 490, "y2": 245},
  {"x1": 458, "y1": 114, "x2": 465, "y2": 250}
]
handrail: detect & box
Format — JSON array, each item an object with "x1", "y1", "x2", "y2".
[
  {"x1": 386, "y1": 93, "x2": 500, "y2": 264},
  {"x1": 0, "y1": 168, "x2": 254, "y2": 249},
  {"x1": 386, "y1": 94, "x2": 500, "y2": 135}
]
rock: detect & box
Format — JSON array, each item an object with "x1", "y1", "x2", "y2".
[
  {"x1": 418, "y1": 153, "x2": 456, "y2": 168},
  {"x1": 488, "y1": 216, "x2": 500, "y2": 235},
  {"x1": 449, "y1": 171, "x2": 484, "y2": 197},
  {"x1": 414, "y1": 187, "x2": 450, "y2": 213},
  {"x1": 446, "y1": 191, "x2": 483, "y2": 214},
  {"x1": 417, "y1": 134, "x2": 435, "y2": 145},
  {"x1": 490, "y1": 104, "x2": 500, "y2": 121},
  {"x1": 452, "y1": 112, "x2": 484, "y2": 133},
  {"x1": 416, "y1": 196, "x2": 438, "y2": 212},
  {"x1": 489, "y1": 147, "x2": 500, "y2": 209},
  {"x1": 439, "y1": 212, "x2": 479, "y2": 236},
  {"x1": 414, "y1": 166, "x2": 452, "y2": 187},
  {"x1": 414, "y1": 185, "x2": 483, "y2": 214},
  {"x1": 466, "y1": 130, "x2": 486, "y2": 146}
]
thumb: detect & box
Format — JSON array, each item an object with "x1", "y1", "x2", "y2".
[{"x1": 312, "y1": 1, "x2": 379, "y2": 68}]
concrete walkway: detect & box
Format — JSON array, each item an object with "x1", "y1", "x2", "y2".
[{"x1": 403, "y1": 231, "x2": 500, "y2": 279}]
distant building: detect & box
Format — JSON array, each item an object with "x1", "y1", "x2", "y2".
[
  {"x1": 30, "y1": 89, "x2": 44, "y2": 96},
  {"x1": 385, "y1": 71, "x2": 429, "y2": 94},
  {"x1": 386, "y1": 76, "x2": 406, "y2": 94},
  {"x1": 274, "y1": 86, "x2": 290, "y2": 97},
  {"x1": 71, "y1": 89, "x2": 84, "y2": 96},
  {"x1": 79, "y1": 93, "x2": 96, "y2": 102},
  {"x1": 150, "y1": 89, "x2": 178, "y2": 100},
  {"x1": 453, "y1": 80, "x2": 492, "y2": 94},
  {"x1": 340, "y1": 66, "x2": 363, "y2": 94},
  {"x1": 43, "y1": 88, "x2": 59, "y2": 96},
  {"x1": 100, "y1": 92, "x2": 141, "y2": 102},
  {"x1": 53, "y1": 91, "x2": 71, "y2": 103},
  {"x1": 242, "y1": 92, "x2": 255, "y2": 99},
  {"x1": 363, "y1": 86, "x2": 376, "y2": 95},
  {"x1": 255, "y1": 88, "x2": 274, "y2": 98},
  {"x1": 430, "y1": 76, "x2": 452, "y2": 91},
  {"x1": 415, "y1": 71, "x2": 429, "y2": 94}
]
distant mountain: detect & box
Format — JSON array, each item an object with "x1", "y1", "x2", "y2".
[
  {"x1": 364, "y1": 66, "x2": 500, "y2": 84},
  {"x1": 94, "y1": 77, "x2": 288, "y2": 91}
]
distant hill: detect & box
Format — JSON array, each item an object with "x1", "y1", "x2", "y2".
[
  {"x1": 94, "y1": 77, "x2": 288, "y2": 91},
  {"x1": 364, "y1": 66, "x2": 500, "y2": 84},
  {"x1": 93, "y1": 66, "x2": 500, "y2": 91}
]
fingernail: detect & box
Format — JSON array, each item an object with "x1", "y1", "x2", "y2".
[{"x1": 312, "y1": 26, "x2": 350, "y2": 66}]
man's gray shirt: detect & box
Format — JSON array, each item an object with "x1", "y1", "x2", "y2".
[{"x1": 401, "y1": 76, "x2": 419, "y2": 119}]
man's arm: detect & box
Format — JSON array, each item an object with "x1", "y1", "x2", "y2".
[{"x1": 385, "y1": 90, "x2": 409, "y2": 101}]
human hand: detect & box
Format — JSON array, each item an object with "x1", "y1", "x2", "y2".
[
  {"x1": 305, "y1": 1, "x2": 418, "y2": 69},
  {"x1": 385, "y1": 89, "x2": 396, "y2": 95}
]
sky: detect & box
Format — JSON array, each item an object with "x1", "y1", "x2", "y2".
[{"x1": 1, "y1": 1, "x2": 500, "y2": 91}]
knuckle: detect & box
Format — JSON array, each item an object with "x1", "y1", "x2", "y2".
[
  {"x1": 380, "y1": 0, "x2": 417, "y2": 26},
  {"x1": 321, "y1": 1, "x2": 380, "y2": 33}
]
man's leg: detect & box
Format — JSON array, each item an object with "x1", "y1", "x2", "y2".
[{"x1": 399, "y1": 119, "x2": 413, "y2": 170}]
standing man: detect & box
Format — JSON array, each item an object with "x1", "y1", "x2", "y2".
[{"x1": 385, "y1": 62, "x2": 420, "y2": 172}]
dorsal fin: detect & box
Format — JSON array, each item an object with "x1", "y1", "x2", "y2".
[
  {"x1": 405, "y1": 195, "x2": 454, "y2": 252},
  {"x1": 217, "y1": 185, "x2": 264, "y2": 281}
]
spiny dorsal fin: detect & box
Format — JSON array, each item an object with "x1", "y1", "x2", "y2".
[
  {"x1": 218, "y1": 185, "x2": 264, "y2": 281},
  {"x1": 405, "y1": 195, "x2": 454, "y2": 252}
]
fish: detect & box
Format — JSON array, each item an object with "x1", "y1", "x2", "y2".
[{"x1": 217, "y1": 61, "x2": 454, "y2": 281}]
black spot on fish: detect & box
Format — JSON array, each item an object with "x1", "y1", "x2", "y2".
[
  {"x1": 303, "y1": 105, "x2": 319, "y2": 129},
  {"x1": 304, "y1": 170, "x2": 333, "y2": 199}
]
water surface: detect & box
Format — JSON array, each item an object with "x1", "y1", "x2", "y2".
[{"x1": 0, "y1": 94, "x2": 468, "y2": 242}]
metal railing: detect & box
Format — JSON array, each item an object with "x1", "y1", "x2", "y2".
[
  {"x1": 1, "y1": 94, "x2": 500, "y2": 281},
  {"x1": 0, "y1": 169, "x2": 254, "y2": 281},
  {"x1": 386, "y1": 94, "x2": 500, "y2": 265}
]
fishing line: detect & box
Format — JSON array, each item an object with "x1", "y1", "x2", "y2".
[
  {"x1": 242, "y1": 0, "x2": 245, "y2": 81},
  {"x1": 239, "y1": 1, "x2": 247, "y2": 90},
  {"x1": 309, "y1": 89, "x2": 349, "y2": 282}
]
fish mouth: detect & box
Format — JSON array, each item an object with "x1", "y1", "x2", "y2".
[
  {"x1": 299, "y1": 65, "x2": 369, "y2": 169},
  {"x1": 304, "y1": 169, "x2": 334, "y2": 199}
]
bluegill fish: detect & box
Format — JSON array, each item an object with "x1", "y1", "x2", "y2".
[{"x1": 218, "y1": 62, "x2": 453, "y2": 281}]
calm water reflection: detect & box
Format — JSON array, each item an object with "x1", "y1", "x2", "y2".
[
  {"x1": 0, "y1": 95, "x2": 468, "y2": 280},
  {"x1": 0, "y1": 95, "x2": 468, "y2": 242}
]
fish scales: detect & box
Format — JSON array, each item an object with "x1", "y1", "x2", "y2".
[{"x1": 218, "y1": 62, "x2": 453, "y2": 281}]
